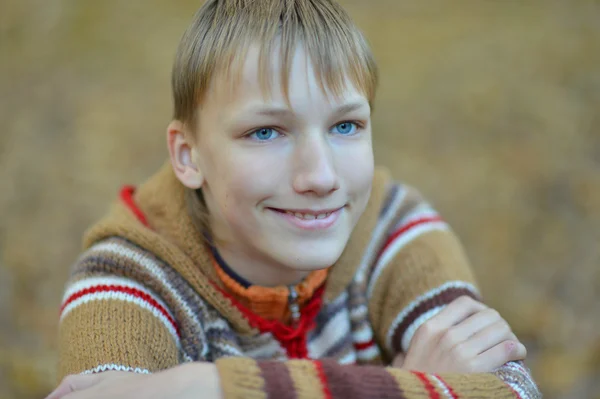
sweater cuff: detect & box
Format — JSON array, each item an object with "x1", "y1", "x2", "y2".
[
  {"x1": 215, "y1": 357, "x2": 267, "y2": 398},
  {"x1": 215, "y1": 357, "x2": 406, "y2": 399}
]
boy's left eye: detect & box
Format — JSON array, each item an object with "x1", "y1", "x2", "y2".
[{"x1": 332, "y1": 122, "x2": 358, "y2": 135}]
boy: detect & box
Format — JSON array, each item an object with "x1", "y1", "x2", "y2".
[{"x1": 48, "y1": 0, "x2": 540, "y2": 398}]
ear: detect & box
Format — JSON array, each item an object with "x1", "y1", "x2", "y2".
[{"x1": 167, "y1": 120, "x2": 204, "y2": 189}]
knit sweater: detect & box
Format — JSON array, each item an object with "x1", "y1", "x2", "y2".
[{"x1": 58, "y1": 162, "x2": 541, "y2": 398}]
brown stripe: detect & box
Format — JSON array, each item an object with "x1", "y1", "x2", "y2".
[
  {"x1": 391, "y1": 287, "x2": 479, "y2": 352},
  {"x1": 258, "y1": 361, "x2": 297, "y2": 399},
  {"x1": 319, "y1": 359, "x2": 405, "y2": 399}
]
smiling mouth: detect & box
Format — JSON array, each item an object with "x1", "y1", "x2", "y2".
[
  {"x1": 268, "y1": 207, "x2": 343, "y2": 222},
  {"x1": 282, "y1": 210, "x2": 334, "y2": 220}
]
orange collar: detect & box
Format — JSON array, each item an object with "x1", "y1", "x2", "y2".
[{"x1": 211, "y1": 254, "x2": 328, "y2": 324}]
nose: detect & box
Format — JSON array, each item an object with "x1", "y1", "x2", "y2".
[{"x1": 292, "y1": 134, "x2": 340, "y2": 196}]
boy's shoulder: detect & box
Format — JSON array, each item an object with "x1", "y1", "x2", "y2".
[{"x1": 71, "y1": 236, "x2": 161, "y2": 278}]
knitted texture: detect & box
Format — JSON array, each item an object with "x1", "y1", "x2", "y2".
[{"x1": 58, "y1": 162, "x2": 541, "y2": 398}]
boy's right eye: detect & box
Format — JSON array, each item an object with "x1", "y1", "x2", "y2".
[{"x1": 248, "y1": 127, "x2": 280, "y2": 141}]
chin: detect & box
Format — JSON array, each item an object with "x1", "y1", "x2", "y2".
[{"x1": 280, "y1": 244, "x2": 347, "y2": 272}]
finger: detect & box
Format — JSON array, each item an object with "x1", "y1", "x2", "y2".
[
  {"x1": 429, "y1": 296, "x2": 487, "y2": 330},
  {"x1": 438, "y1": 311, "x2": 496, "y2": 353},
  {"x1": 460, "y1": 320, "x2": 518, "y2": 358},
  {"x1": 46, "y1": 373, "x2": 107, "y2": 399},
  {"x1": 473, "y1": 340, "x2": 527, "y2": 372},
  {"x1": 449, "y1": 308, "x2": 505, "y2": 344}
]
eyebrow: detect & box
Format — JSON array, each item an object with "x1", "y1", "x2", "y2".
[{"x1": 251, "y1": 101, "x2": 369, "y2": 118}]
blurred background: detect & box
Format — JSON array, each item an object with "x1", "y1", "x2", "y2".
[{"x1": 1, "y1": 0, "x2": 599, "y2": 398}]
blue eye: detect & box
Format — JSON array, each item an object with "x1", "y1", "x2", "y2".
[
  {"x1": 249, "y1": 128, "x2": 279, "y2": 141},
  {"x1": 333, "y1": 122, "x2": 357, "y2": 135}
]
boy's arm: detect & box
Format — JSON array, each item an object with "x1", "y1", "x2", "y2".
[
  {"x1": 49, "y1": 358, "x2": 533, "y2": 399},
  {"x1": 58, "y1": 272, "x2": 181, "y2": 380},
  {"x1": 215, "y1": 357, "x2": 537, "y2": 399},
  {"x1": 367, "y1": 185, "x2": 480, "y2": 358},
  {"x1": 365, "y1": 184, "x2": 540, "y2": 398}
]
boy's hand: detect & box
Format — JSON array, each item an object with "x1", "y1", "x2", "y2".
[
  {"x1": 46, "y1": 363, "x2": 222, "y2": 399},
  {"x1": 398, "y1": 296, "x2": 526, "y2": 373}
]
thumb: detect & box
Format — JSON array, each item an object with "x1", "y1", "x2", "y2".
[{"x1": 46, "y1": 373, "x2": 107, "y2": 399}]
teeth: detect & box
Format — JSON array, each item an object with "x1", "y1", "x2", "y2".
[{"x1": 285, "y1": 211, "x2": 330, "y2": 220}]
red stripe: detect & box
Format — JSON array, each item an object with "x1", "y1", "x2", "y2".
[
  {"x1": 508, "y1": 386, "x2": 523, "y2": 399},
  {"x1": 312, "y1": 361, "x2": 333, "y2": 399},
  {"x1": 381, "y1": 216, "x2": 443, "y2": 254},
  {"x1": 433, "y1": 374, "x2": 459, "y2": 399},
  {"x1": 411, "y1": 371, "x2": 441, "y2": 399},
  {"x1": 120, "y1": 185, "x2": 149, "y2": 227},
  {"x1": 353, "y1": 339, "x2": 376, "y2": 351},
  {"x1": 61, "y1": 284, "x2": 180, "y2": 337}
]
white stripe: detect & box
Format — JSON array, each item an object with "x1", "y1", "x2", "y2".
[
  {"x1": 80, "y1": 364, "x2": 150, "y2": 375},
  {"x1": 352, "y1": 324, "x2": 374, "y2": 344},
  {"x1": 308, "y1": 309, "x2": 351, "y2": 359},
  {"x1": 244, "y1": 339, "x2": 284, "y2": 358},
  {"x1": 356, "y1": 344, "x2": 379, "y2": 361},
  {"x1": 330, "y1": 291, "x2": 349, "y2": 308},
  {"x1": 355, "y1": 187, "x2": 407, "y2": 283},
  {"x1": 504, "y1": 361, "x2": 530, "y2": 377},
  {"x1": 61, "y1": 291, "x2": 180, "y2": 347},
  {"x1": 384, "y1": 281, "x2": 480, "y2": 352},
  {"x1": 367, "y1": 221, "x2": 449, "y2": 297},
  {"x1": 211, "y1": 341, "x2": 245, "y2": 357},
  {"x1": 204, "y1": 317, "x2": 231, "y2": 331},
  {"x1": 87, "y1": 241, "x2": 210, "y2": 357},
  {"x1": 392, "y1": 204, "x2": 439, "y2": 229},
  {"x1": 350, "y1": 303, "x2": 368, "y2": 320},
  {"x1": 338, "y1": 350, "x2": 357, "y2": 365},
  {"x1": 498, "y1": 362, "x2": 537, "y2": 398},
  {"x1": 505, "y1": 380, "x2": 527, "y2": 399},
  {"x1": 401, "y1": 306, "x2": 444, "y2": 353},
  {"x1": 62, "y1": 276, "x2": 173, "y2": 318},
  {"x1": 430, "y1": 374, "x2": 453, "y2": 398}
]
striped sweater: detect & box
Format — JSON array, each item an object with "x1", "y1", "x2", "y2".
[{"x1": 58, "y1": 163, "x2": 541, "y2": 398}]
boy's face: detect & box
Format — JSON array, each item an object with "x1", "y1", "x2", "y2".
[{"x1": 174, "y1": 44, "x2": 374, "y2": 285}]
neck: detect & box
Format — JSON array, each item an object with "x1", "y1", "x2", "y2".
[{"x1": 213, "y1": 242, "x2": 312, "y2": 287}]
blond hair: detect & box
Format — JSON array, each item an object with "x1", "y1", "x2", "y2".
[{"x1": 172, "y1": 0, "x2": 379, "y2": 237}]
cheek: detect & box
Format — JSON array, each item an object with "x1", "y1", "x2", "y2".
[
  {"x1": 216, "y1": 152, "x2": 280, "y2": 215},
  {"x1": 336, "y1": 142, "x2": 374, "y2": 193}
]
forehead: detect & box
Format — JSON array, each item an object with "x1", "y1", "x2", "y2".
[{"x1": 209, "y1": 43, "x2": 367, "y2": 111}]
